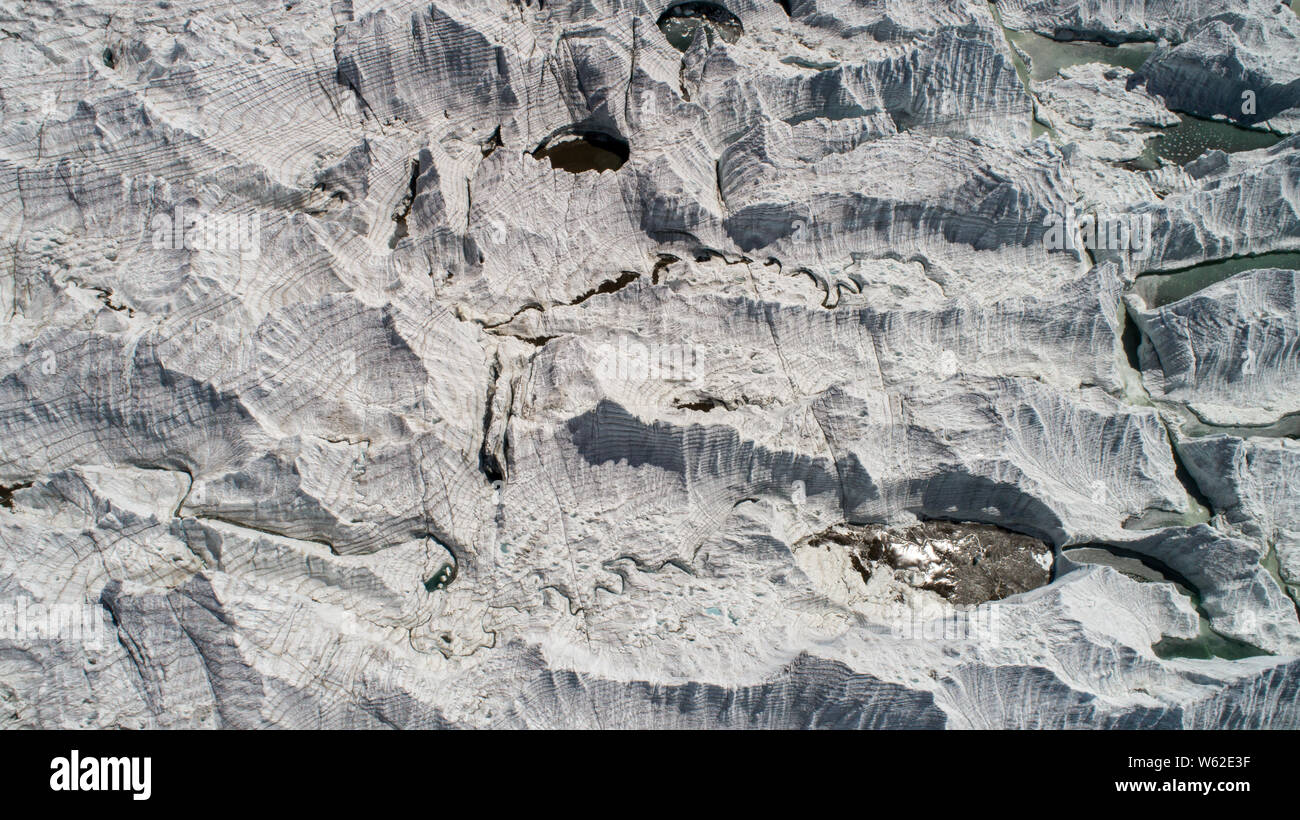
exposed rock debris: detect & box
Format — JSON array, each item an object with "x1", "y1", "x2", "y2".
[{"x1": 807, "y1": 521, "x2": 1054, "y2": 605}]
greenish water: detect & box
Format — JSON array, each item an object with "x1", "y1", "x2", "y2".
[
  {"x1": 987, "y1": 4, "x2": 1054, "y2": 139},
  {"x1": 1063, "y1": 546, "x2": 1270, "y2": 661},
  {"x1": 1003, "y1": 38, "x2": 1051, "y2": 139},
  {"x1": 985, "y1": 9, "x2": 1284, "y2": 164},
  {"x1": 423, "y1": 563, "x2": 456, "y2": 592},
  {"x1": 1262, "y1": 545, "x2": 1299, "y2": 609},
  {"x1": 1003, "y1": 29, "x2": 1154, "y2": 82},
  {"x1": 1133, "y1": 252, "x2": 1300, "y2": 308},
  {"x1": 1128, "y1": 114, "x2": 1284, "y2": 170},
  {"x1": 1064, "y1": 547, "x2": 1193, "y2": 596},
  {"x1": 1153, "y1": 624, "x2": 1270, "y2": 661},
  {"x1": 987, "y1": 6, "x2": 1153, "y2": 139},
  {"x1": 1180, "y1": 410, "x2": 1300, "y2": 440}
]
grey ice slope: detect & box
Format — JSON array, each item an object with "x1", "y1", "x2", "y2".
[{"x1": 1, "y1": 0, "x2": 1299, "y2": 728}]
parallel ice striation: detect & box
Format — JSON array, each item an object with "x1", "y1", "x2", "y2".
[
  {"x1": 0, "y1": 0, "x2": 1298, "y2": 728},
  {"x1": 1130, "y1": 268, "x2": 1300, "y2": 426}
]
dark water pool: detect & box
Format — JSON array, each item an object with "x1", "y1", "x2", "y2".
[{"x1": 657, "y1": 2, "x2": 743, "y2": 52}]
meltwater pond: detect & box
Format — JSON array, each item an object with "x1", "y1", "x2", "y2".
[
  {"x1": 1153, "y1": 624, "x2": 1273, "y2": 661},
  {"x1": 990, "y1": 13, "x2": 1285, "y2": 167},
  {"x1": 1128, "y1": 114, "x2": 1284, "y2": 170},
  {"x1": 1003, "y1": 28, "x2": 1154, "y2": 82},
  {"x1": 1132, "y1": 252, "x2": 1300, "y2": 308},
  {"x1": 989, "y1": 5, "x2": 1153, "y2": 140},
  {"x1": 999, "y1": 26, "x2": 1286, "y2": 169},
  {"x1": 657, "y1": 2, "x2": 743, "y2": 52},
  {"x1": 1064, "y1": 547, "x2": 1271, "y2": 661}
]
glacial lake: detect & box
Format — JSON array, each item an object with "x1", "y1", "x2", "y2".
[
  {"x1": 1003, "y1": 28, "x2": 1154, "y2": 82},
  {"x1": 1129, "y1": 114, "x2": 1284, "y2": 170},
  {"x1": 1153, "y1": 623, "x2": 1272, "y2": 661},
  {"x1": 1133, "y1": 252, "x2": 1300, "y2": 308},
  {"x1": 1064, "y1": 547, "x2": 1271, "y2": 661},
  {"x1": 990, "y1": 7, "x2": 1285, "y2": 166},
  {"x1": 989, "y1": 5, "x2": 1152, "y2": 140}
]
